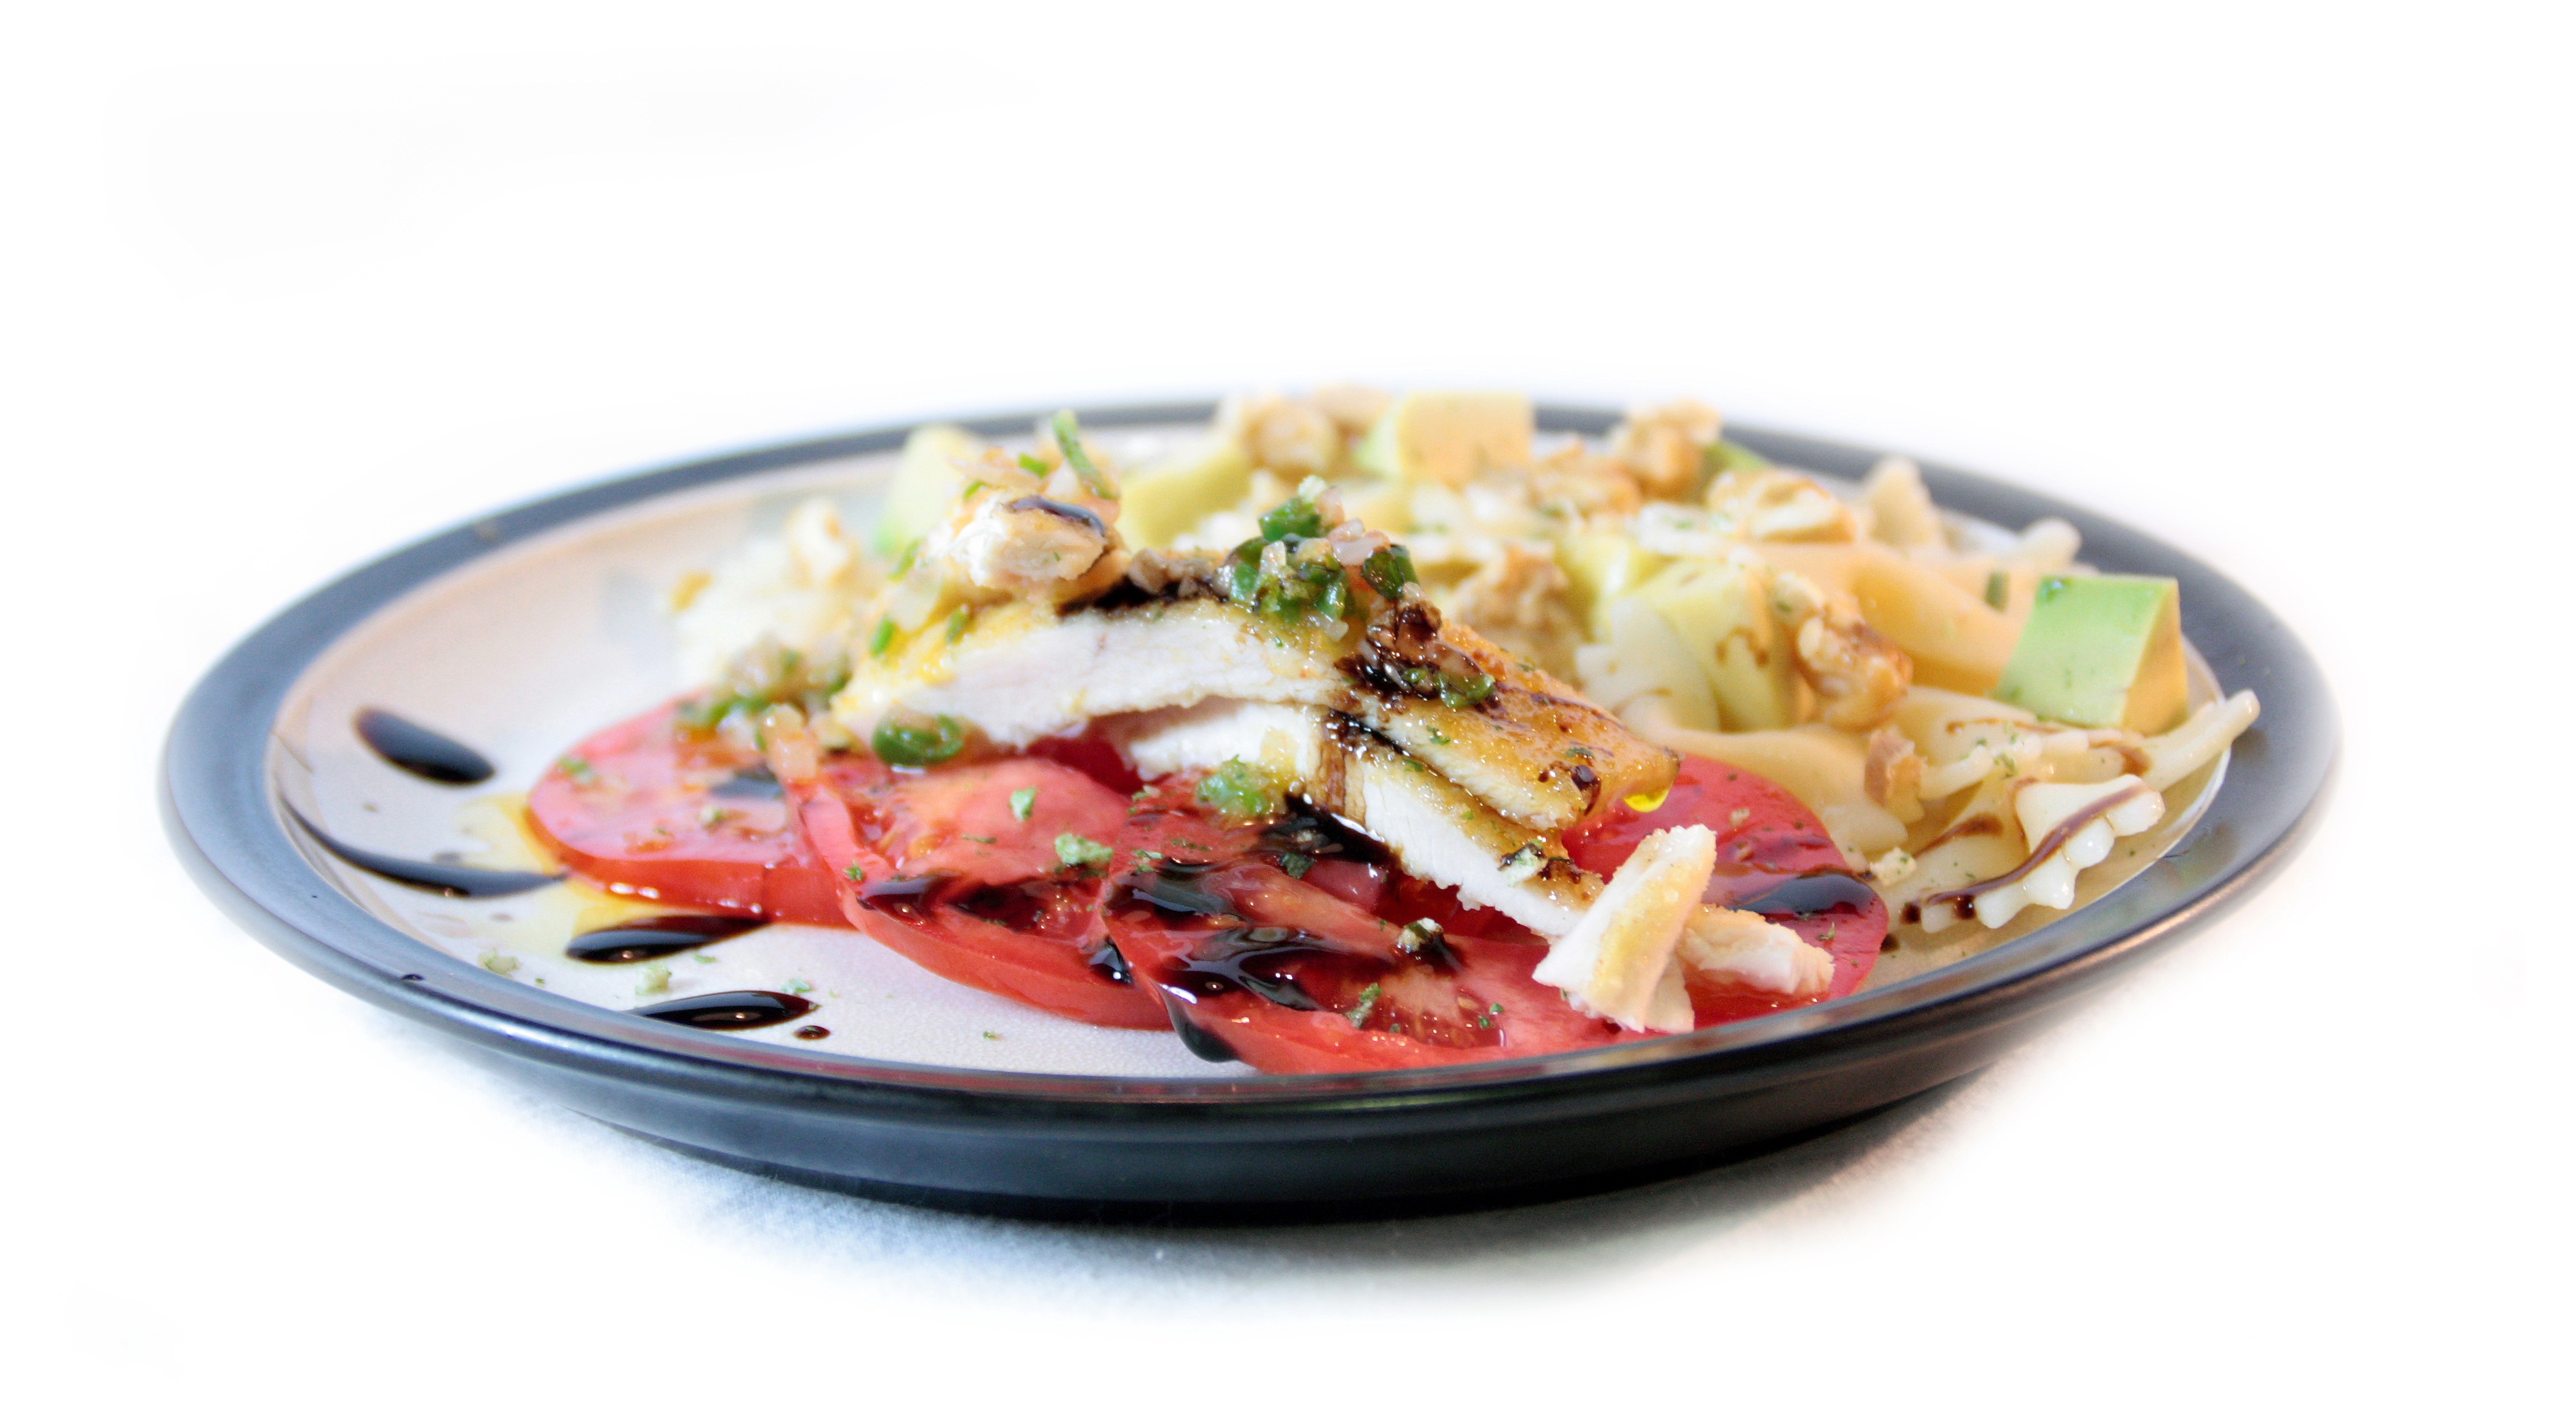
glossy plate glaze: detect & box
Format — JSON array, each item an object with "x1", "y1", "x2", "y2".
[{"x1": 163, "y1": 403, "x2": 2335, "y2": 1219}]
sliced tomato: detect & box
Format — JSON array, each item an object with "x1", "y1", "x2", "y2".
[
  {"x1": 781, "y1": 758, "x2": 1263, "y2": 1030},
  {"x1": 1564, "y1": 755, "x2": 1889, "y2": 1014},
  {"x1": 526, "y1": 703, "x2": 854, "y2": 925},
  {"x1": 1104, "y1": 857, "x2": 1642, "y2": 1073}
]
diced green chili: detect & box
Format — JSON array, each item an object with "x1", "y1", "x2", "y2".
[
  {"x1": 1258, "y1": 495, "x2": 1327, "y2": 543},
  {"x1": 871, "y1": 713, "x2": 966, "y2": 766},
  {"x1": 1051, "y1": 410, "x2": 1116, "y2": 498},
  {"x1": 1360, "y1": 544, "x2": 1416, "y2": 598}
]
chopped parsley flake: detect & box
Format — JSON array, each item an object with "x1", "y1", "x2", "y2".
[
  {"x1": 869, "y1": 616, "x2": 898, "y2": 657},
  {"x1": 784, "y1": 977, "x2": 813, "y2": 995},
  {"x1": 555, "y1": 755, "x2": 596, "y2": 784},
  {"x1": 1054, "y1": 832, "x2": 1115, "y2": 870},
  {"x1": 1009, "y1": 786, "x2": 1038, "y2": 821},
  {"x1": 1346, "y1": 983, "x2": 1382, "y2": 1029}
]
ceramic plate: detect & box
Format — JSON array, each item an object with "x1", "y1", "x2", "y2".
[{"x1": 163, "y1": 403, "x2": 2335, "y2": 1218}]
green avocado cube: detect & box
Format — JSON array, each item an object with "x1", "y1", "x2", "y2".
[
  {"x1": 870, "y1": 423, "x2": 986, "y2": 559},
  {"x1": 1992, "y1": 574, "x2": 2188, "y2": 733},
  {"x1": 1116, "y1": 435, "x2": 1253, "y2": 548},
  {"x1": 1353, "y1": 391, "x2": 1533, "y2": 487}
]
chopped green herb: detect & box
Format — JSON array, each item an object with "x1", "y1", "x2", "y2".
[
  {"x1": 1488, "y1": 1002, "x2": 1504, "y2": 1016},
  {"x1": 945, "y1": 609, "x2": 971, "y2": 644},
  {"x1": 1359, "y1": 544, "x2": 1417, "y2": 598},
  {"x1": 891, "y1": 537, "x2": 923, "y2": 579},
  {"x1": 1054, "y1": 832, "x2": 1116, "y2": 870},
  {"x1": 1009, "y1": 786, "x2": 1038, "y2": 821},
  {"x1": 1984, "y1": 570, "x2": 2009, "y2": 610},
  {"x1": 480, "y1": 950, "x2": 521, "y2": 977},
  {"x1": 1194, "y1": 758, "x2": 1284, "y2": 820},
  {"x1": 1564, "y1": 745, "x2": 1593, "y2": 761},
  {"x1": 1051, "y1": 410, "x2": 1116, "y2": 498},
  {"x1": 961, "y1": 834, "x2": 995, "y2": 843},
  {"x1": 555, "y1": 755, "x2": 597, "y2": 784},
  {"x1": 960, "y1": 479, "x2": 987, "y2": 502},
  {"x1": 633, "y1": 965, "x2": 668, "y2": 995},
  {"x1": 869, "y1": 616, "x2": 899, "y2": 657},
  {"x1": 691, "y1": 952, "x2": 717, "y2": 964},
  {"x1": 982, "y1": 1030, "x2": 1001, "y2": 1041},
  {"x1": 1400, "y1": 664, "x2": 1494, "y2": 709},
  {"x1": 1346, "y1": 983, "x2": 1382, "y2": 1029},
  {"x1": 844, "y1": 863, "x2": 867, "y2": 881},
  {"x1": 1276, "y1": 851, "x2": 1315, "y2": 879},
  {"x1": 783, "y1": 977, "x2": 813, "y2": 995},
  {"x1": 1017, "y1": 451, "x2": 1050, "y2": 478},
  {"x1": 871, "y1": 713, "x2": 967, "y2": 767}
]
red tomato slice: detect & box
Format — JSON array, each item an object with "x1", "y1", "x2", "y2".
[
  {"x1": 783, "y1": 758, "x2": 1258, "y2": 1030},
  {"x1": 1104, "y1": 849, "x2": 1642, "y2": 1073},
  {"x1": 1563, "y1": 755, "x2": 1889, "y2": 1013},
  {"x1": 525, "y1": 703, "x2": 854, "y2": 925}
]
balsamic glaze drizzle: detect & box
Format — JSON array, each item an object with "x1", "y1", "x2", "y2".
[
  {"x1": 1159, "y1": 995, "x2": 1241, "y2": 1064},
  {"x1": 354, "y1": 708, "x2": 496, "y2": 785},
  {"x1": 1732, "y1": 871, "x2": 1879, "y2": 921},
  {"x1": 633, "y1": 990, "x2": 817, "y2": 1030},
  {"x1": 708, "y1": 765, "x2": 784, "y2": 800},
  {"x1": 564, "y1": 915, "x2": 769, "y2": 964},
  {"x1": 286, "y1": 808, "x2": 560, "y2": 898},
  {"x1": 1166, "y1": 927, "x2": 1356, "y2": 1012}
]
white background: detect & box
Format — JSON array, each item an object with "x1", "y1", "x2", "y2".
[{"x1": 5, "y1": 3, "x2": 2569, "y2": 1399}]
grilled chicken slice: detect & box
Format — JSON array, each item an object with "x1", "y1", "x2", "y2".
[
  {"x1": 1104, "y1": 698, "x2": 1603, "y2": 939},
  {"x1": 833, "y1": 593, "x2": 1674, "y2": 833}
]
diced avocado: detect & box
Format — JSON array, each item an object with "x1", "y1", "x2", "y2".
[
  {"x1": 1636, "y1": 556, "x2": 1800, "y2": 731},
  {"x1": 1556, "y1": 530, "x2": 1668, "y2": 638},
  {"x1": 1598, "y1": 596, "x2": 1720, "y2": 731},
  {"x1": 871, "y1": 424, "x2": 986, "y2": 559},
  {"x1": 1353, "y1": 391, "x2": 1534, "y2": 487},
  {"x1": 1992, "y1": 574, "x2": 2188, "y2": 732},
  {"x1": 1116, "y1": 435, "x2": 1252, "y2": 548},
  {"x1": 1704, "y1": 438, "x2": 1776, "y2": 482}
]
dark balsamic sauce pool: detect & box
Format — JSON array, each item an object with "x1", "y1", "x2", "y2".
[
  {"x1": 634, "y1": 990, "x2": 817, "y2": 1030},
  {"x1": 565, "y1": 915, "x2": 769, "y2": 963},
  {"x1": 708, "y1": 765, "x2": 784, "y2": 800},
  {"x1": 354, "y1": 708, "x2": 496, "y2": 785},
  {"x1": 1732, "y1": 871, "x2": 1879, "y2": 922},
  {"x1": 286, "y1": 808, "x2": 559, "y2": 898}
]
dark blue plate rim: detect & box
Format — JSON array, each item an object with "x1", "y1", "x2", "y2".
[{"x1": 161, "y1": 402, "x2": 2336, "y2": 1123}]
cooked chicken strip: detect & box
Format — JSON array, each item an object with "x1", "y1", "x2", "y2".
[
  {"x1": 1104, "y1": 699, "x2": 1602, "y2": 938},
  {"x1": 834, "y1": 589, "x2": 1674, "y2": 832}
]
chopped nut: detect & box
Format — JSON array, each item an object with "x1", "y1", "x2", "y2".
[{"x1": 1609, "y1": 400, "x2": 1722, "y2": 499}]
